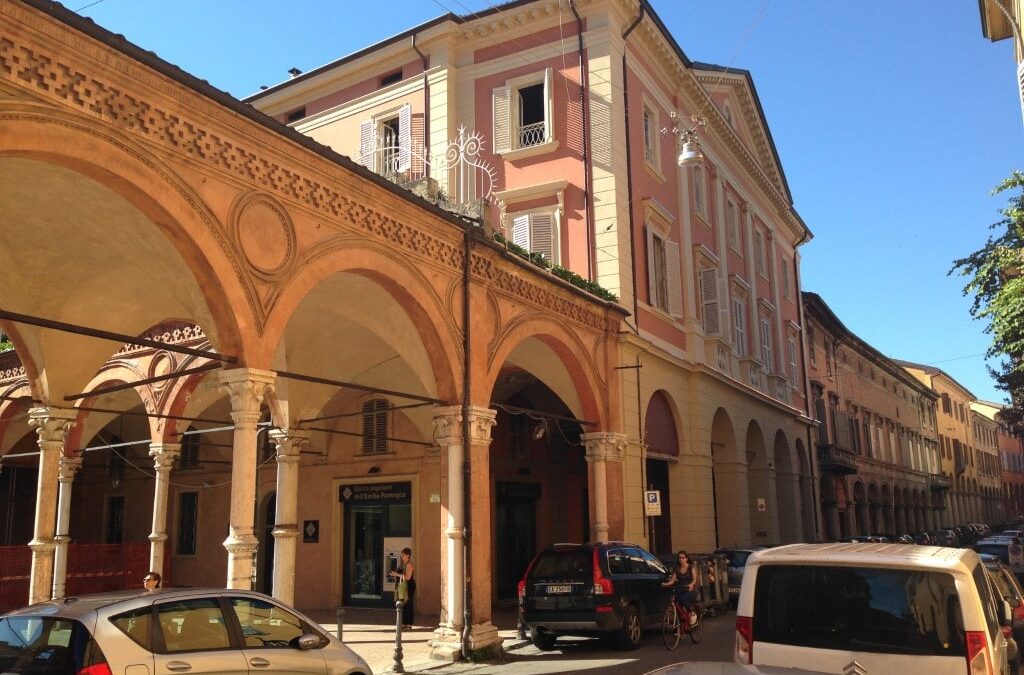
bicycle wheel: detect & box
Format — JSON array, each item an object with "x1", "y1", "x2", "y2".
[
  {"x1": 688, "y1": 610, "x2": 704, "y2": 644},
  {"x1": 662, "y1": 605, "x2": 681, "y2": 649}
]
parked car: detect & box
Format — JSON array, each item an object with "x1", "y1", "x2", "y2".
[
  {"x1": 734, "y1": 543, "x2": 1015, "y2": 674},
  {"x1": 714, "y1": 547, "x2": 759, "y2": 607},
  {"x1": 912, "y1": 531, "x2": 935, "y2": 545},
  {"x1": 931, "y1": 530, "x2": 959, "y2": 547},
  {"x1": 0, "y1": 588, "x2": 371, "y2": 675},
  {"x1": 518, "y1": 541, "x2": 669, "y2": 650},
  {"x1": 647, "y1": 663, "x2": 832, "y2": 674},
  {"x1": 980, "y1": 553, "x2": 1024, "y2": 669},
  {"x1": 974, "y1": 536, "x2": 1024, "y2": 580}
]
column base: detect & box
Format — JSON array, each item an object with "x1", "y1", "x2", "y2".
[{"x1": 428, "y1": 623, "x2": 503, "y2": 662}]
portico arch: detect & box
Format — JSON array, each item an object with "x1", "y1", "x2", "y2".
[{"x1": 711, "y1": 408, "x2": 748, "y2": 547}]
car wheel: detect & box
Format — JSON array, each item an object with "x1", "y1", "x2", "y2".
[
  {"x1": 531, "y1": 629, "x2": 556, "y2": 651},
  {"x1": 615, "y1": 606, "x2": 642, "y2": 650}
]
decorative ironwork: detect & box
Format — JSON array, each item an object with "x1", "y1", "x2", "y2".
[
  {"x1": 929, "y1": 473, "x2": 951, "y2": 491},
  {"x1": 818, "y1": 443, "x2": 858, "y2": 475},
  {"x1": 518, "y1": 121, "x2": 546, "y2": 148}
]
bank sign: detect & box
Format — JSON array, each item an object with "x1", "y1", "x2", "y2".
[{"x1": 338, "y1": 482, "x2": 411, "y2": 504}]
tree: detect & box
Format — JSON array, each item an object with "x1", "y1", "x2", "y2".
[
  {"x1": 952, "y1": 171, "x2": 1024, "y2": 434},
  {"x1": 0, "y1": 330, "x2": 11, "y2": 352}
]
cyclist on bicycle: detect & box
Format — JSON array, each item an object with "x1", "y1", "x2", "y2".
[{"x1": 661, "y1": 550, "x2": 698, "y2": 625}]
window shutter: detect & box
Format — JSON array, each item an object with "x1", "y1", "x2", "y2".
[
  {"x1": 358, "y1": 119, "x2": 374, "y2": 168},
  {"x1": 543, "y1": 67, "x2": 554, "y2": 142},
  {"x1": 788, "y1": 337, "x2": 798, "y2": 384},
  {"x1": 760, "y1": 318, "x2": 773, "y2": 370},
  {"x1": 717, "y1": 277, "x2": 731, "y2": 341},
  {"x1": 493, "y1": 86, "x2": 512, "y2": 154},
  {"x1": 397, "y1": 104, "x2": 412, "y2": 171},
  {"x1": 733, "y1": 298, "x2": 746, "y2": 356},
  {"x1": 646, "y1": 227, "x2": 656, "y2": 304},
  {"x1": 374, "y1": 401, "x2": 388, "y2": 454},
  {"x1": 511, "y1": 214, "x2": 531, "y2": 251},
  {"x1": 666, "y1": 240, "x2": 682, "y2": 317},
  {"x1": 700, "y1": 268, "x2": 720, "y2": 336},
  {"x1": 529, "y1": 212, "x2": 554, "y2": 263}
]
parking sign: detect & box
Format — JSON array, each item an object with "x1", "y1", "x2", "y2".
[{"x1": 645, "y1": 490, "x2": 662, "y2": 516}]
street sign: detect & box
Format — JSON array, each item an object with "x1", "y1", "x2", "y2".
[{"x1": 645, "y1": 490, "x2": 662, "y2": 516}]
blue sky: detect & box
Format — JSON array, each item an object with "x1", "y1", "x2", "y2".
[{"x1": 74, "y1": 0, "x2": 1021, "y2": 402}]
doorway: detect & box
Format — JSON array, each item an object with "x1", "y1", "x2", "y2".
[
  {"x1": 258, "y1": 492, "x2": 276, "y2": 595},
  {"x1": 495, "y1": 481, "x2": 539, "y2": 600},
  {"x1": 340, "y1": 482, "x2": 412, "y2": 608}
]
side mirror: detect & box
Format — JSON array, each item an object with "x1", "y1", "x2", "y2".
[{"x1": 296, "y1": 633, "x2": 322, "y2": 650}]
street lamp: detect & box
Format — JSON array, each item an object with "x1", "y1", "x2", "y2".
[{"x1": 663, "y1": 112, "x2": 707, "y2": 167}]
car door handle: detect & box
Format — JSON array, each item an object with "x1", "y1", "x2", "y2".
[
  {"x1": 250, "y1": 657, "x2": 271, "y2": 668},
  {"x1": 166, "y1": 662, "x2": 192, "y2": 672}
]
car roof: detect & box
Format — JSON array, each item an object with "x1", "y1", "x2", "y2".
[
  {"x1": 1, "y1": 588, "x2": 271, "y2": 620},
  {"x1": 749, "y1": 543, "x2": 979, "y2": 572}
]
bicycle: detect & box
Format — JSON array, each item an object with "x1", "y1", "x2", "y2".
[{"x1": 662, "y1": 593, "x2": 703, "y2": 649}]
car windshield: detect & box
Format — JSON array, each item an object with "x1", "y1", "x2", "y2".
[
  {"x1": 528, "y1": 549, "x2": 592, "y2": 581},
  {"x1": 753, "y1": 564, "x2": 965, "y2": 657},
  {"x1": 0, "y1": 616, "x2": 95, "y2": 674},
  {"x1": 722, "y1": 550, "x2": 751, "y2": 567}
]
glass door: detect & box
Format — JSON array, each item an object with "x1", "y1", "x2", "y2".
[{"x1": 346, "y1": 505, "x2": 384, "y2": 602}]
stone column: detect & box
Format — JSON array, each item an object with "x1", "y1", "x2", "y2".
[
  {"x1": 269, "y1": 429, "x2": 309, "y2": 606},
  {"x1": 582, "y1": 432, "x2": 627, "y2": 544},
  {"x1": 148, "y1": 442, "x2": 181, "y2": 577},
  {"x1": 51, "y1": 453, "x2": 83, "y2": 599},
  {"x1": 219, "y1": 368, "x2": 276, "y2": 590},
  {"x1": 429, "y1": 406, "x2": 497, "y2": 660},
  {"x1": 27, "y1": 407, "x2": 76, "y2": 605}
]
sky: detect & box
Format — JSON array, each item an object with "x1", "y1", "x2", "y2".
[{"x1": 71, "y1": 0, "x2": 1023, "y2": 403}]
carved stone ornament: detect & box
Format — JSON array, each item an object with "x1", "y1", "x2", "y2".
[
  {"x1": 581, "y1": 432, "x2": 627, "y2": 463},
  {"x1": 28, "y1": 407, "x2": 76, "y2": 449},
  {"x1": 218, "y1": 368, "x2": 276, "y2": 423},
  {"x1": 432, "y1": 405, "x2": 497, "y2": 446},
  {"x1": 229, "y1": 192, "x2": 298, "y2": 282},
  {"x1": 269, "y1": 428, "x2": 311, "y2": 460},
  {"x1": 149, "y1": 442, "x2": 182, "y2": 470},
  {"x1": 57, "y1": 454, "x2": 83, "y2": 482}
]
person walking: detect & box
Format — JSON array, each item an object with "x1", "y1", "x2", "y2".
[
  {"x1": 143, "y1": 572, "x2": 162, "y2": 592},
  {"x1": 389, "y1": 548, "x2": 415, "y2": 629}
]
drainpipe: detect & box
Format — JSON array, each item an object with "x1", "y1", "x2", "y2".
[
  {"x1": 411, "y1": 34, "x2": 430, "y2": 179},
  {"x1": 461, "y1": 225, "x2": 473, "y2": 660},
  {"x1": 621, "y1": 1, "x2": 645, "y2": 334},
  {"x1": 569, "y1": 0, "x2": 595, "y2": 281},
  {"x1": 794, "y1": 226, "x2": 820, "y2": 538}
]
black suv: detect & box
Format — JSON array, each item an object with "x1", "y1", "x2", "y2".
[{"x1": 517, "y1": 542, "x2": 669, "y2": 651}]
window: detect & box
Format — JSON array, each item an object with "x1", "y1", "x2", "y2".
[
  {"x1": 692, "y1": 165, "x2": 706, "y2": 217},
  {"x1": 492, "y1": 68, "x2": 554, "y2": 154},
  {"x1": 824, "y1": 340, "x2": 833, "y2": 376},
  {"x1": 808, "y1": 325, "x2": 817, "y2": 367},
  {"x1": 511, "y1": 211, "x2": 559, "y2": 265},
  {"x1": 358, "y1": 104, "x2": 412, "y2": 174},
  {"x1": 156, "y1": 598, "x2": 231, "y2": 653},
  {"x1": 726, "y1": 200, "x2": 740, "y2": 251},
  {"x1": 646, "y1": 227, "x2": 681, "y2": 315},
  {"x1": 229, "y1": 597, "x2": 315, "y2": 649},
  {"x1": 759, "y1": 317, "x2": 774, "y2": 372},
  {"x1": 699, "y1": 267, "x2": 728, "y2": 337},
  {"x1": 179, "y1": 427, "x2": 200, "y2": 468},
  {"x1": 106, "y1": 495, "x2": 125, "y2": 544},
  {"x1": 361, "y1": 398, "x2": 389, "y2": 454},
  {"x1": 177, "y1": 491, "x2": 198, "y2": 555},
  {"x1": 642, "y1": 105, "x2": 659, "y2": 166},
  {"x1": 733, "y1": 297, "x2": 747, "y2": 357},
  {"x1": 780, "y1": 256, "x2": 792, "y2": 299},
  {"x1": 111, "y1": 607, "x2": 154, "y2": 651},
  {"x1": 285, "y1": 107, "x2": 306, "y2": 124},
  {"x1": 788, "y1": 335, "x2": 799, "y2": 386},
  {"x1": 379, "y1": 69, "x2": 402, "y2": 87},
  {"x1": 754, "y1": 228, "x2": 766, "y2": 276}
]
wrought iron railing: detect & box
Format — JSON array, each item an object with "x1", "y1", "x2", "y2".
[{"x1": 518, "y1": 121, "x2": 546, "y2": 148}]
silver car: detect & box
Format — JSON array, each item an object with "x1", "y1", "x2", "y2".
[{"x1": 0, "y1": 587, "x2": 371, "y2": 674}]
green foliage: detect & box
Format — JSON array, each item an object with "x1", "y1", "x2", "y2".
[
  {"x1": 492, "y1": 232, "x2": 618, "y2": 302},
  {"x1": 0, "y1": 330, "x2": 12, "y2": 352},
  {"x1": 951, "y1": 170, "x2": 1024, "y2": 433}
]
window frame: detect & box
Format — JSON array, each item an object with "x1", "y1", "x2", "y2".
[
  {"x1": 153, "y1": 597, "x2": 235, "y2": 655},
  {"x1": 732, "y1": 294, "x2": 747, "y2": 357},
  {"x1": 493, "y1": 68, "x2": 557, "y2": 159},
  {"x1": 759, "y1": 315, "x2": 774, "y2": 373},
  {"x1": 360, "y1": 398, "x2": 390, "y2": 455},
  {"x1": 754, "y1": 227, "x2": 767, "y2": 277},
  {"x1": 726, "y1": 199, "x2": 740, "y2": 253},
  {"x1": 692, "y1": 164, "x2": 707, "y2": 220},
  {"x1": 641, "y1": 96, "x2": 662, "y2": 174},
  {"x1": 509, "y1": 207, "x2": 561, "y2": 266}
]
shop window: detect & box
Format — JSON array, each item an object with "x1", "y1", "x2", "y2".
[{"x1": 361, "y1": 399, "x2": 389, "y2": 455}]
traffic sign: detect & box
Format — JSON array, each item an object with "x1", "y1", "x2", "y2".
[{"x1": 645, "y1": 490, "x2": 662, "y2": 516}]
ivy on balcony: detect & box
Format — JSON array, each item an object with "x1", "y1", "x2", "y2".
[{"x1": 492, "y1": 233, "x2": 618, "y2": 303}]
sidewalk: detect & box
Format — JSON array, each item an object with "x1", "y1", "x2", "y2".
[{"x1": 306, "y1": 607, "x2": 531, "y2": 674}]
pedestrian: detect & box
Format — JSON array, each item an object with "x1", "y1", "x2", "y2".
[
  {"x1": 143, "y1": 571, "x2": 161, "y2": 592},
  {"x1": 661, "y1": 550, "x2": 698, "y2": 625},
  {"x1": 389, "y1": 547, "x2": 415, "y2": 629}
]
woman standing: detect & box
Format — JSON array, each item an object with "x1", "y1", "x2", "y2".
[
  {"x1": 661, "y1": 550, "x2": 698, "y2": 624},
  {"x1": 389, "y1": 547, "x2": 415, "y2": 629}
]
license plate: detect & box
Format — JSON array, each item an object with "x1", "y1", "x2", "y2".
[
  {"x1": 729, "y1": 586, "x2": 740, "y2": 593},
  {"x1": 547, "y1": 584, "x2": 572, "y2": 594}
]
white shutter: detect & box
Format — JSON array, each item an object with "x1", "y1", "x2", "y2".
[
  {"x1": 646, "y1": 227, "x2": 656, "y2": 305},
  {"x1": 788, "y1": 337, "x2": 798, "y2": 384},
  {"x1": 529, "y1": 212, "x2": 554, "y2": 263},
  {"x1": 397, "y1": 104, "x2": 412, "y2": 171},
  {"x1": 700, "y1": 268, "x2": 720, "y2": 336},
  {"x1": 493, "y1": 86, "x2": 512, "y2": 154},
  {"x1": 733, "y1": 298, "x2": 746, "y2": 356},
  {"x1": 760, "y1": 318, "x2": 773, "y2": 371},
  {"x1": 717, "y1": 277, "x2": 731, "y2": 341},
  {"x1": 1018, "y1": 60, "x2": 1024, "y2": 127},
  {"x1": 543, "y1": 67, "x2": 554, "y2": 142},
  {"x1": 511, "y1": 214, "x2": 530, "y2": 251},
  {"x1": 358, "y1": 119, "x2": 374, "y2": 168},
  {"x1": 666, "y1": 240, "x2": 682, "y2": 317}
]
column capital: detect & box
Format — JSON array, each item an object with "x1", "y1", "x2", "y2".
[
  {"x1": 149, "y1": 442, "x2": 181, "y2": 470},
  {"x1": 57, "y1": 454, "x2": 83, "y2": 483},
  {"x1": 218, "y1": 368, "x2": 276, "y2": 421},
  {"x1": 28, "y1": 407, "x2": 76, "y2": 447},
  {"x1": 581, "y1": 432, "x2": 627, "y2": 463},
  {"x1": 432, "y1": 405, "x2": 496, "y2": 446},
  {"x1": 269, "y1": 428, "x2": 310, "y2": 461}
]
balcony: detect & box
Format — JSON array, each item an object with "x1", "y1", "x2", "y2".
[
  {"x1": 955, "y1": 459, "x2": 968, "y2": 474},
  {"x1": 928, "y1": 473, "x2": 951, "y2": 492},
  {"x1": 818, "y1": 443, "x2": 858, "y2": 475}
]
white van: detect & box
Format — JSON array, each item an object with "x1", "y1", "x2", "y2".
[{"x1": 734, "y1": 543, "x2": 1013, "y2": 675}]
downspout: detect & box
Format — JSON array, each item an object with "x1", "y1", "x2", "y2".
[
  {"x1": 411, "y1": 34, "x2": 430, "y2": 179},
  {"x1": 569, "y1": 0, "x2": 595, "y2": 281},
  {"x1": 461, "y1": 225, "x2": 473, "y2": 660},
  {"x1": 794, "y1": 225, "x2": 820, "y2": 538},
  {"x1": 621, "y1": 2, "x2": 645, "y2": 334}
]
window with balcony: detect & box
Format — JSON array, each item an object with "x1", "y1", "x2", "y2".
[
  {"x1": 358, "y1": 104, "x2": 412, "y2": 175},
  {"x1": 492, "y1": 68, "x2": 555, "y2": 156}
]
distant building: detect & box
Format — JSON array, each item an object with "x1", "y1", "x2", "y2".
[{"x1": 973, "y1": 400, "x2": 1024, "y2": 519}]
